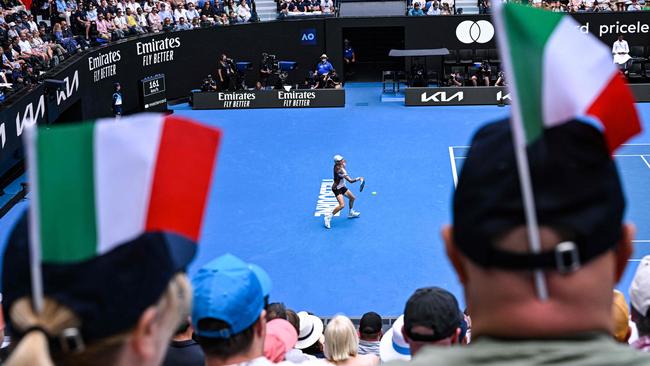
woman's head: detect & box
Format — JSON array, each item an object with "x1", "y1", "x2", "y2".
[
  {"x1": 323, "y1": 315, "x2": 358, "y2": 363},
  {"x1": 2, "y1": 216, "x2": 198, "y2": 366},
  {"x1": 5, "y1": 273, "x2": 191, "y2": 366}
]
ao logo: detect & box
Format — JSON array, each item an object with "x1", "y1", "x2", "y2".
[
  {"x1": 302, "y1": 33, "x2": 315, "y2": 41},
  {"x1": 456, "y1": 20, "x2": 494, "y2": 44}
]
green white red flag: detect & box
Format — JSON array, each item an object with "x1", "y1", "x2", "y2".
[
  {"x1": 25, "y1": 114, "x2": 222, "y2": 263},
  {"x1": 493, "y1": 3, "x2": 641, "y2": 152}
]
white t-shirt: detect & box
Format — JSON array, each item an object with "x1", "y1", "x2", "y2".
[
  {"x1": 612, "y1": 40, "x2": 631, "y2": 65},
  {"x1": 18, "y1": 40, "x2": 32, "y2": 53},
  {"x1": 335, "y1": 167, "x2": 348, "y2": 190}
]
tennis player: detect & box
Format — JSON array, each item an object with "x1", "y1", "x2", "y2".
[{"x1": 324, "y1": 155, "x2": 363, "y2": 229}]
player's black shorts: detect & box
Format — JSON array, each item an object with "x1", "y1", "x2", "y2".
[{"x1": 332, "y1": 186, "x2": 348, "y2": 196}]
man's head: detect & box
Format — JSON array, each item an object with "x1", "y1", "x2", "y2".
[
  {"x1": 618, "y1": 34, "x2": 624, "y2": 41},
  {"x1": 286, "y1": 309, "x2": 300, "y2": 337},
  {"x1": 630, "y1": 256, "x2": 650, "y2": 337},
  {"x1": 359, "y1": 311, "x2": 382, "y2": 341},
  {"x1": 192, "y1": 254, "x2": 267, "y2": 363},
  {"x1": 402, "y1": 287, "x2": 461, "y2": 355},
  {"x1": 266, "y1": 302, "x2": 287, "y2": 322},
  {"x1": 444, "y1": 119, "x2": 633, "y2": 339}
]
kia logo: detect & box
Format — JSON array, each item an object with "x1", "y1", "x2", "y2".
[
  {"x1": 456, "y1": 20, "x2": 494, "y2": 44},
  {"x1": 421, "y1": 91, "x2": 464, "y2": 103}
]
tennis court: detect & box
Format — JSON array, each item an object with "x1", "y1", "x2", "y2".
[{"x1": 0, "y1": 82, "x2": 648, "y2": 317}]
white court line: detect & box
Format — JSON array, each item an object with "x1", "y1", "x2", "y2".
[
  {"x1": 448, "y1": 146, "x2": 459, "y2": 188},
  {"x1": 634, "y1": 240, "x2": 650, "y2": 243},
  {"x1": 622, "y1": 143, "x2": 650, "y2": 146},
  {"x1": 629, "y1": 259, "x2": 642, "y2": 262},
  {"x1": 641, "y1": 156, "x2": 650, "y2": 169},
  {"x1": 613, "y1": 154, "x2": 650, "y2": 157}
]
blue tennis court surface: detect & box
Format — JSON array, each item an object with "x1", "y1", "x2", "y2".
[{"x1": 1, "y1": 82, "x2": 649, "y2": 317}]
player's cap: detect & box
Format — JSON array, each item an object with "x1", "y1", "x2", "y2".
[
  {"x1": 333, "y1": 155, "x2": 344, "y2": 162},
  {"x1": 453, "y1": 119, "x2": 625, "y2": 272},
  {"x1": 320, "y1": 54, "x2": 328, "y2": 59}
]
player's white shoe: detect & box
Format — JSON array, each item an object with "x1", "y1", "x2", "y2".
[
  {"x1": 324, "y1": 214, "x2": 332, "y2": 229},
  {"x1": 348, "y1": 209, "x2": 361, "y2": 218}
]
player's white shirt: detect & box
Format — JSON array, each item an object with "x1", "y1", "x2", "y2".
[{"x1": 335, "y1": 168, "x2": 347, "y2": 190}]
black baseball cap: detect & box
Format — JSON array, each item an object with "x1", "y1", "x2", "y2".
[
  {"x1": 403, "y1": 287, "x2": 462, "y2": 342},
  {"x1": 453, "y1": 119, "x2": 625, "y2": 272},
  {"x1": 2, "y1": 212, "x2": 196, "y2": 344},
  {"x1": 359, "y1": 311, "x2": 382, "y2": 335}
]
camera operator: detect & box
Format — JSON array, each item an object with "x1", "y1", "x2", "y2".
[
  {"x1": 216, "y1": 53, "x2": 235, "y2": 91},
  {"x1": 259, "y1": 53, "x2": 273, "y2": 88},
  {"x1": 447, "y1": 70, "x2": 464, "y2": 87},
  {"x1": 495, "y1": 70, "x2": 506, "y2": 87},
  {"x1": 314, "y1": 54, "x2": 341, "y2": 89},
  {"x1": 471, "y1": 60, "x2": 491, "y2": 87},
  {"x1": 201, "y1": 74, "x2": 217, "y2": 91}
]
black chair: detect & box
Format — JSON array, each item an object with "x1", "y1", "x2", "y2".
[
  {"x1": 396, "y1": 70, "x2": 408, "y2": 91},
  {"x1": 627, "y1": 63, "x2": 644, "y2": 81},
  {"x1": 630, "y1": 46, "x2": 646, "y2": 63},
  {"x1": 488, "y1": 48, "x2": 500, "y2": 64},
  {"x1": 490, "y1": 64, "x2": 499, "y2": 83},
  {"x1": 475, "y1": 49, "x2": 489, "y2": 63},
  {"x1": 443, "y1": 50, "x2": 458, "y2": 64},
  {"x1": 426, "y1": 70, "x2": 439, "y2": 86},
  {"x1": 382, "y1": 71, "x2": 396, "y2": 93},
  {"x1": 458, "y1": 49, "x2": 474, "y2": 65}
]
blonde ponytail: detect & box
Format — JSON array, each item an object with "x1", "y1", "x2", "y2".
[
  {"x1": 5, "y1": 298, "x2": 80, "y2": 366},
  {"x1": 4, "y1": 273, "x2": 191, "y2": 366}
]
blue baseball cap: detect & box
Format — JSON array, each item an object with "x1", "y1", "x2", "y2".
[
  {"x1": 192, "y1": 254, "x2": 264, "y2": 338},
  {"x1": 249, "y1": 263, "x2": 272, "y2": 299}
]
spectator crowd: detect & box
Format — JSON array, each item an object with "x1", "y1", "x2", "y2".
[
  {"x1": 408, "y1": 0, "x2": 649, "y2": 16},
  {"x1": 0, "y1": 0, "x2": 258, "y2": 94}
]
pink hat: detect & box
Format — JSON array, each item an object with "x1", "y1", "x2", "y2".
[{"x1": 264, "y1": 319, "x2": 298, "y2": 362}]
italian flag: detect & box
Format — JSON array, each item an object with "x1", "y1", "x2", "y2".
[
  {"x1": 493, "y1": 4, "x2": 641, "y2": 152},
  {"x1": 25, "y1": 114, "x2": 222, "y2": 263}
]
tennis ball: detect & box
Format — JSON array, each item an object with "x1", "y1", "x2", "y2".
[{"x1": 372, "y1": 191, "x2": 377, "y2": 195}]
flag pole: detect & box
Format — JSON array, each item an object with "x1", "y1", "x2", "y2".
[
  {"x1": 25, "y1": 124, "x2": 44, "y2": 313},
  {"x1": 492, "y1": 2, "x2": 548, "y2": 300}
]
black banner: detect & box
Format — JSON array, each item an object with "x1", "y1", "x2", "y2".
[
  {"x1": 405, "y1": 86, "x2": 511, "y2": 106},
  {"x1": 406, "y1": 84, "x2": 650, "y2": 106},
  {"x1": 192, "y1": 89, "x2": 345, "y2": 109}
]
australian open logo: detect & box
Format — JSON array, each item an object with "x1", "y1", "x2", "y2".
[{"x1": 300, "y1": 28, "x2": 317, "y2": 46}]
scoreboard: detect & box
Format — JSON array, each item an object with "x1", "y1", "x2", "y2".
[{"x1": 139, "y1": 74, "x2": 167, "y2": 112}]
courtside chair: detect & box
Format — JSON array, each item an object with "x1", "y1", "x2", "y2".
[
  {"x1": 627, "y1": 63, "x2": 644, "y2": 82},
  {"x1": 396, "y1": 70, "x2": 408, "y2": 91},
  {"x1": 475, "y1": 49, "x2": 489, "y2": 63},
  {"x1": 488, "y1": 48, "x2": 500, "y2": 64},
  {"x1": 630, "y1": 46, "x2": 646, "y2": 63},
  {"x1": 443, "y1": 50, "x2": 458, "y2": 76},
  {"x1": 458, "y1": 49, "x2": 474, "y2": 65},
  {"x1": 382, "y1": 71, "x2": 396, "y2": 93}
]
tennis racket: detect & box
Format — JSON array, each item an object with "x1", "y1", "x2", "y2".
[{"x1": 359, "y1": 179, "x2": 366, "y2": 192}]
